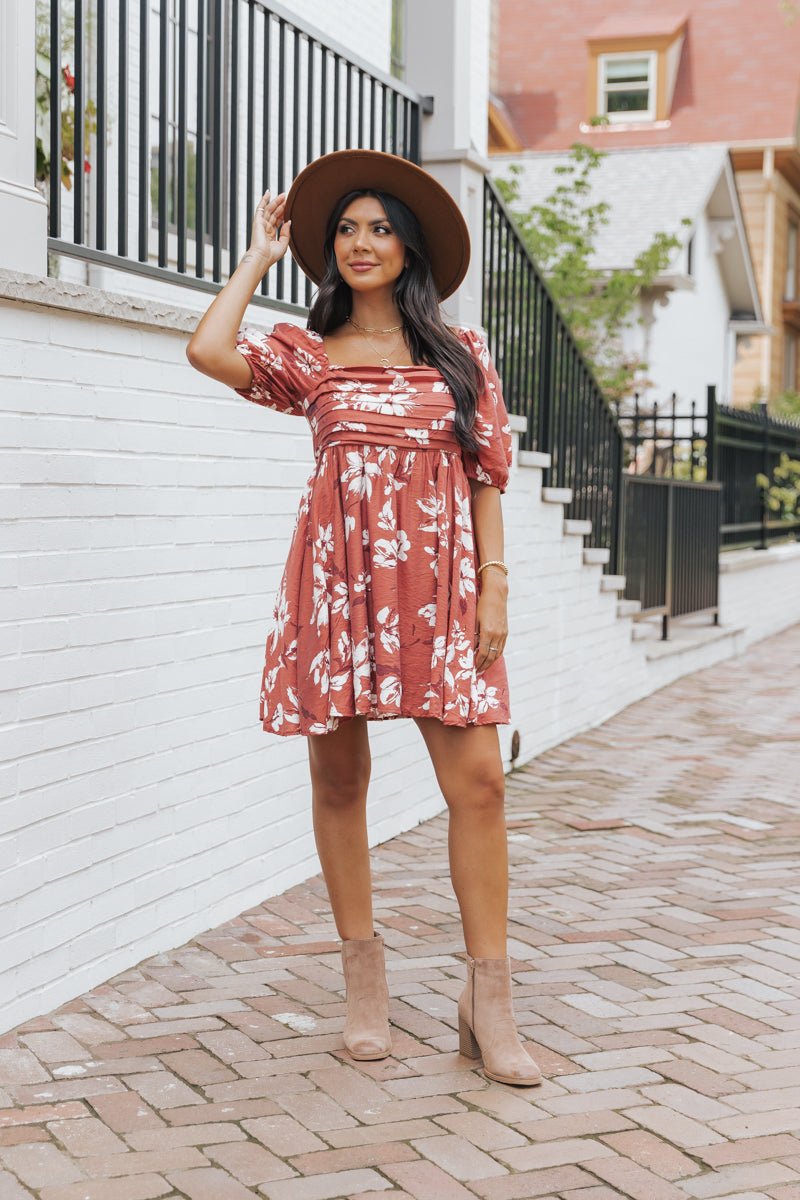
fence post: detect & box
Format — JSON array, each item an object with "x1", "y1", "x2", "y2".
[
  {"x1": 612, "y1": 432, "x2": 625, "y2": 576},
  {"x1": 706, "y1": 385, "x2": 717, "y2": 479},
  {"x1": 663, "y1": 481, "x2": 674, "y2": 640},
  {"x1": 405, "y1": 0, "x2": 487, "y2": 329},
  {"x1": 536, "y1": 297, "x2": 555, "y2": 482}
]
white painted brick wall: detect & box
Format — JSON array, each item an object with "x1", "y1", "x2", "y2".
[
  {"x1": 3, "y1": 288, "x2": 800, "y2": 1032},
  {"x1": 719, "y1": 544, "x2": 800, "y2": 648}
]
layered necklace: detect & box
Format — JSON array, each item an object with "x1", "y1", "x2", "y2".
[{"x1": 346, "y1": 315, "x2": 406, "y2": 368}]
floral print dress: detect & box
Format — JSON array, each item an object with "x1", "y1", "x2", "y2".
[{"x1": 233, "y1": 320, "x2": 513, "y2": 737}]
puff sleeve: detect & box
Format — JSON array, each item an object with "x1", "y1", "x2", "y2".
[
  {"x1": 457, "y1": 326, "x2": 513, "y2": 494},
  {"x1": 232, "y1": 321, "x2": 320, "y2": 415}
]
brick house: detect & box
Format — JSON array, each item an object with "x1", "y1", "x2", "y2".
[{"x1": 490, "y1": 0, "x2": 800, "y2": 408}]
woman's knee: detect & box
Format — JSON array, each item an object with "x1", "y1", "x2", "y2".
[
  {"x1": 311, "y1": 769, "x2": 370, "y2": 809},
  {"x1": 307, "y1": 724, "x2": 371, "y2": 808},
  {"x1": 448, "y1": 762, "x2": 506, "y2": 817}
]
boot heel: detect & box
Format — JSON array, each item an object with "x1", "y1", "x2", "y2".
[{"x1": 458, "y1": 1013, "x2": 481, "y2": 1058}]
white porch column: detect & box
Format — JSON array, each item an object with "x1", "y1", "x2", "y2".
[
  {"x1": 404, "y1": 0, "x2": 490, "y2": 328},
  {"x1": 0, "y1": 0, "x2": 48, "y2": 274}
]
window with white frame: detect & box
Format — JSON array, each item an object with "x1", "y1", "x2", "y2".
[{"x1": 598, "y1": 53, "x2": 656, "y2": 122}]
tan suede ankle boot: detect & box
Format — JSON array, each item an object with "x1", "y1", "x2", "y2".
[
  {"x1": 457, "y1": 953, "x2": 542, "y2": 1086},
  {"x1": 340, "y1": 931, "x2": 392, "y2": 1061}
]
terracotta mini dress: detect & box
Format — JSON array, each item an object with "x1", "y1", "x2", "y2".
[{"x1": 233, "y1": 321, "x2": 513, "y2": 737}]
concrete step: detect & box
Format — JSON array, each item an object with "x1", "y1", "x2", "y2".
[
  {"x1": 583, "y1": 547, "x2": 611, "y2": 566},
  {"x1": 631, "y1": 622, "x2": 658, "y2": 641},
  {"x1": 617, "y1": 598, "x2": 642, "y2": 617},
  {"x1": 518, "y1": 449, "x2": 552, "y2": 470},
  {"x1": 644, "y1": 622, "x2": 745, "y2": 662},
  {"x1": 541, "y1": 486, "x2": 574, "y2": 505},
  {"x1": 599, "y1": 574, "x2": 627, "y2": 592},
  {"x1": 563, "y1": 518, "x2": 592, "y2": 537}
]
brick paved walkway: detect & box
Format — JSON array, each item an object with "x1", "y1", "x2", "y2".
[{"x1": 3, "y1": 624, "x2": 800, "y2": 1200}]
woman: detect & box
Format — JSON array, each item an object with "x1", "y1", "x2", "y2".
[{"x1": 186, "y1": 149, "x2": 541, "y2": 1087}]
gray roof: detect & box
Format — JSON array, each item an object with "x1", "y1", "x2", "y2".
[
  {"x1": 489, "y1": 143, "x2": 762, "y2": 319},
  {"x1": 490, "y1": 143, "x2": 727, "y2": 270}
]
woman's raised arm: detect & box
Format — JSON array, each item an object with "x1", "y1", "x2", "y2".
[{"x1": 185, "y1": 189, "x2": 292, "y2": 390}]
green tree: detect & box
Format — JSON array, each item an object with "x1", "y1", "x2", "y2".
[{"x1": 495, "y1": 144, "x2": 687, "y2": 402}]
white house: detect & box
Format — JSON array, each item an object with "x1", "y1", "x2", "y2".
[{"x1": 490, "y1": 143, "x2": 766, "y2": 412}]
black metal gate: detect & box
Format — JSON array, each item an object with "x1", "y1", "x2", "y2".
[{"x1": 621, "y1": 476, "x2": 722, "y2": 639}]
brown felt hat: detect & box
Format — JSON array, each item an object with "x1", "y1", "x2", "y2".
[{"x1": 284, "y1": 148, "x2": 470, "y2": 301}]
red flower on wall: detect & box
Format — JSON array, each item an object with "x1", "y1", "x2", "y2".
[{"x1": 62, "y1": 64, "x2": 75, "y2": 93}]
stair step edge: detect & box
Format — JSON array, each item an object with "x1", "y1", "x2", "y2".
[
  {"x1": 518, "y1": 449, "x2": 552, "y2": 470},
  {"x1": 563, "y1": 518, "x2": 593, "y2": 535},
  {"x1": 541, "y1": 486, "x2": 574, "y2": 504}
]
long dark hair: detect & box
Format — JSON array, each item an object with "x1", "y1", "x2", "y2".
[{"x1": 306, "y1": 188, "x2": 482, "y2": 453}]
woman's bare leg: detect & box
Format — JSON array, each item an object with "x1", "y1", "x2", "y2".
[
  {"x1": 413, "y1": 718, "x2": 508, "y2": 958},
  {"x1": 307, "y1": 715, "x2": 374, "y2": 940}
]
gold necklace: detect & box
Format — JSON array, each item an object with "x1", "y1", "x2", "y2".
[
  {"x1": 346, "y1": 316, "x2": 405, "y2": 368},
  {"x1": 347, "y1": 316, "x2": 403, "y2": 334}
]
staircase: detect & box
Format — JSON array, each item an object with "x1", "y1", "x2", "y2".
[{"x1": 517, "y1": 447, "x2": 642, "y2": 643}]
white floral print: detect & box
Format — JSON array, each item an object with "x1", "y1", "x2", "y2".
[{"x1": 232, "y1": 320, "x2": 514, "y2": 735}]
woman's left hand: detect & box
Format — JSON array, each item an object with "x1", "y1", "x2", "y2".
[{"x1": 474, "y1": 578, "x2": 509, "y2": 672}]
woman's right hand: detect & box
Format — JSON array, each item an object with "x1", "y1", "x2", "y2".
[
  {"x1": 187, "y1": 189, "x2": 293, "y2": 387},
  {"x1": 245, "y1": 189, "x2": 291, "y2": 271}
]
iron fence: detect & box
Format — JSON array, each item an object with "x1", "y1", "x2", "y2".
[
  {"x1": 613, "y1": 391, "x2": 710, "y2": 481},
  {"x1": 613, "y1": 388, "x2": 800, "y2": 549},
  {"x1": 621, "y1": 476, "x2": 721, "y2": 639},
  {"x1": 712, "y1": 393, "x2": 800, "y2": 550},
  {"x1": 40, "y1": 0, "x2": 424, "y2": 310},
  {"x1": 482, "y1": 177, "x2": 625, "y2": 574}
]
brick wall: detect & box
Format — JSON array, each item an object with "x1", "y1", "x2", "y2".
[{"x1": 3, "y1": 282, "x2": 800, "y2": 1032}]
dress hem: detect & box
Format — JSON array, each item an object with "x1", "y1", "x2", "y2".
[{"x1": 260, "y1": 703, "x2": 511, "y2": 738}]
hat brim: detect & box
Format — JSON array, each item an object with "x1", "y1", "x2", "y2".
[{"x1": 284, "y1": 149, "x2": 470, "y2": 301}]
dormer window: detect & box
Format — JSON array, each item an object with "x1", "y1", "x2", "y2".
[
  {"x1": 599, "y1": 53, "x2": 656, "y2": 122},
  {"x1": 586, "y1": 12, "x2": 687, "y2": 128}
]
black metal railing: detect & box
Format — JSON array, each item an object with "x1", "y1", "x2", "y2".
[
  {"x1": 712, "y1": 393, "x2": 800, "y2": 550},
  {"x1": 621, "y1": 476, "x2": 721, "y2": 639},
  {"x1": 613, "y1": 388, "x2": 800, "y2": 550},
  {"x1": 40, "y1": 0, "x2": 424, "y2": 310},
  {"x1": 614, "y1": 391, "x2": 710, "y2": 481},
  {"x1": 482, "y1": 177, "x2": 625, "y2": 573}
]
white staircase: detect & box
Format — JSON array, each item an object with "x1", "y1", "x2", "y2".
[{"x1": 532, "y1": 456, "x2": 643, "y2": 643}]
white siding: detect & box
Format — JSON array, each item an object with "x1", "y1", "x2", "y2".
[
  {"x1": 284, "y1": 0, "x2": 392, "y2": 72},
  {"x1": 625, "y1": 212, "x2": 734, "y2": 411}
]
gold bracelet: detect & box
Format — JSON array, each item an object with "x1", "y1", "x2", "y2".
[{"x1": 477, "y1": 559, "x2": 509, "y2": 576}]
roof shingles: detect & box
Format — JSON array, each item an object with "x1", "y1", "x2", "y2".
[
  {"x1": 497, "y1": 0, "x2": 800, "y2": 151},
  {"x1": 491, "y1": 144, "x2": 727, "y2": 271}
]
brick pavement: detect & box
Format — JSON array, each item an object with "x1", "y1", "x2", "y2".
[{"x1": 2, "y1": 623, "x2": 800, "y2": 1200}]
